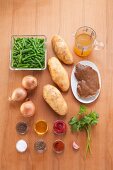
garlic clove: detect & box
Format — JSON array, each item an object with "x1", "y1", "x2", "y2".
[{"x1": 72, "y1": 141, "x2": 80, "y2": 150}]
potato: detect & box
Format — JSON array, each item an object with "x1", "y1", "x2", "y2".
[
  {"x1": 43, "y1": 84, "x2": 68, "y2": 115},
  {"x1": 52, "y1": 35, "x2": 73, "y2": 65},
  {"x1": 48, "y1": 57, "x2": 69, "y2": 92}
]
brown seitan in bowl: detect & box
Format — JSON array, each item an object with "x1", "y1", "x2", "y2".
[{"x1": 75, "y1": 63, "x2": 100, "y2": 98}]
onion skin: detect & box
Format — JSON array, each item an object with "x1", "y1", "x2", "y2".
[
  {"x1": 22, "y1": 75, "x2": 38, "y2": 90},
  {"x1": 20, "y1": 101, "x2": 35, "y2": 117},
  {"x1": 9, "y1": 87, "x2": 27, "y2": 102}
]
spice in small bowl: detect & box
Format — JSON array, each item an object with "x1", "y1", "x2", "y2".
[
  {"x1": 34, "y1": 140, "x2": 46, "y2": 153},
  {"x1": 16, "y1": 121, "x2": 28, "y2": 135},
  {"x1": 16, "y1": 139, "x2": 28, "y2": 153},
  {"x1": 53, "y1": 140, "x2": 65, "y2": 154},
  {"x1": 34, "y1": 120, "x2": 48, "y2": 135},
  {"x1": 53, "y1": 120, "x2": 67, "y2": 135}
]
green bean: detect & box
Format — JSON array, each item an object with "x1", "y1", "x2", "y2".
[
  {"x1": 28, "y1": 54, "x2": 37, "y2": 57},
  {"x1": 37, "y1": 53, "x2": 44, "y2": 58},
  {"x1": 22, "y1": 55, "x2": 32, "y2": 61},
  {"x1": 22, "y1": 38, "x2": 26, "y2": 47},
  {"x1": 38, "y1": 43, "x2": 44, "y2": 48},
  {"x1": 35, "y1": 58, "x2": 42, "y2": 67},
  {"x1": 14, "y1": 44, "x2": 19, "y2": 50},
  {"x1": 17, "y1": 64, "x2": 30, "y2": 68},
  {"x1": 16, "y1": 42, "x2": 23, "y2": 49},
  {"x1": 21, "y1": 48, "x2": 33, "y2": 54},
  {"x1": 23, "y1": 60, "x2": 32, "y2": 64}
]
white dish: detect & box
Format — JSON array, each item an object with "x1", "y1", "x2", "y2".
[
  {"x1": 71, "y1": 60, "x2": 101, "y2": 104},
  {"x1": 16, "y1": 139, "x2": 27, "y2": 153}
]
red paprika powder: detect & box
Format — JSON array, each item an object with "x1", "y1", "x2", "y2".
[{"x1": 53, "y1": 140, "x2": 65, "y2": 153}]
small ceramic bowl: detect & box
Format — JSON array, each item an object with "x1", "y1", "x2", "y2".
[
  {"x1": 34, "y1": 120, "x2": 48, "y2": 135},
  {"x1": 53, "y1": 120, "x2": 67, "y2": 135},
  {"x1": 34, "y1": 139, "x2": 47, "y2": 153},
  {"x1": 53, "y1": 139, "x2": 65, "y2": 154}
]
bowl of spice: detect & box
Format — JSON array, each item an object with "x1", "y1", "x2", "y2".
[
  {"x1": 53, "y1": 140, "x2": 65, "y2": 154},
  {"x1": 10, "y1": 35, "x2": 47, "y2": 70},
  {"x1": 53, "y1": 120, "x2": 67, "y2": 135},
  {"x1": 34, "y1": 140, "x2": 46, "y2": 153},
  {"x1": 16, "y1": 139, "x2": 28, "y2": 153},
  {"x1": 34, "y1": 120, "x2": 48, "y2": 135},
  {"x1": 16, "y1": 121, "x2": 28, "y2": 135}
]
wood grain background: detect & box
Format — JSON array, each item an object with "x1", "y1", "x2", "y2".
[{"x1": 0, "y1": 0, "x2": 113, "y2": 170}]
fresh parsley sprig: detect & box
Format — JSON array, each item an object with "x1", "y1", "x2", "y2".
[{"x1": 69, "y1": 105, "x2": 99, "y2": 156}]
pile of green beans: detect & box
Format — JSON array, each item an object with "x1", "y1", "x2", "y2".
[{"x1": 12, "y1": 37, "x2": 45, "y2": 69}]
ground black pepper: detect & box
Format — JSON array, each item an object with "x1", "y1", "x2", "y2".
[
  {"x1": 16, "y1": 122, "x2": 28, "y2": 135},
  {"x1": 34, "y1": 140, "x2": 46, "y2": 153}
]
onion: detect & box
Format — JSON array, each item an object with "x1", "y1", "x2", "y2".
[
  {"x1": 9, "y1": 87, "x2": 27, "y2": 102},
  {"x1": 22, "y1": 75, "x2": 38, "y2": 90},
  {"x1": 20, "y1": 100, "x2": 35, "y2": 117}
]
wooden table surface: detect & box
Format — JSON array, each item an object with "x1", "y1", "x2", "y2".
[{"x1": 0, "y1": 0, "x2": 113, "y2": 170}]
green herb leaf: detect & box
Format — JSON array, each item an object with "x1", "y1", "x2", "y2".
[
  {"x1": 69, "y1": 116, "x2": 78, "y2": 125},
  {"x1": 78, "y1": 105, "x2": 87, "y2": 115},
  {"x1": 71, "y1": 123, "x2": 78, "y2": 132}
]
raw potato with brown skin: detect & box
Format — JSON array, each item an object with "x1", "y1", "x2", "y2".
[
  {"x1": 48, "y1": 57, "x2": 69, "y2": 92},
  {"x1": 43, "y1": 84, "x2": 68, "y2": 116},
  {"x1": 52, "y1": 35, "x2": 73, "y2": 65}
]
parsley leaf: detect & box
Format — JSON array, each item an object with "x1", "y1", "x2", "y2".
[
  {"x1": 69, "y1": 116, "x2": 78, "y2": 125},
  {"x1": 78, "y1": 105, "x2": 87, "y2": 115}
]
